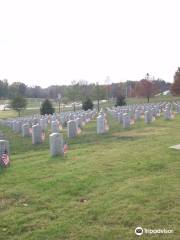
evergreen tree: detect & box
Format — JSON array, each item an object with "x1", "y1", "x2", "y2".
[
  {"x1": 40, "y1": 99, "x2": 55, "y2": 115},
  {"x1": 82, "y1": 98, "x2": 94, "y2": 111},
  {"x1": 115, "y1": 95, "x2": 126, "y2": 107}
]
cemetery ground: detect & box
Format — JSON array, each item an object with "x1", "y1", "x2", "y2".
[
  {"x1": 1, "y1": 96, "x2": 180, "y2": 120},
  {"x1": 0, "y1": 110, "x2": 180, "y2": 240}
]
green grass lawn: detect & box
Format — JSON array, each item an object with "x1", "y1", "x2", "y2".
[
  {"x1": 0, "y1": 109, "x2": 40, "y2": 119},
  {"x1": 126, "y1": 95, "x2": 180, "y2": 104},
  {"x1": 0, "y1": 112, "x2": 180, "y2": 239}
]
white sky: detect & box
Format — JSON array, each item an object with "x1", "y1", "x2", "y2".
[{"x1": 0, "y1": 0, "x2": 179, "y2": 87}]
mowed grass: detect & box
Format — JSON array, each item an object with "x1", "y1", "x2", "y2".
[
  {"x1": 0, "y1": 109, "x2": 40, "y2": 119},
  {"x1": 0, "y1": 114, "x2": 180, "y2": 239}
]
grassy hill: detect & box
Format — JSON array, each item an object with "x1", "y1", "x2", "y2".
[{"x1": 0, "y1": 111, "x2": 180, "y2": 239}]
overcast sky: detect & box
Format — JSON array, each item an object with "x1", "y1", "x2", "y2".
[{"x1": 0, "y1": 0, "x2": 179, "y2": 87}]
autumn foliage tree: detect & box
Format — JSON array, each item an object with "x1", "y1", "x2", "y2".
[
  {"x1": 171, "y1": 67, "x2": 180, "y2": 95},
  {"x1": 136, "y1": 79, "x2": 153, "y2": 102}
]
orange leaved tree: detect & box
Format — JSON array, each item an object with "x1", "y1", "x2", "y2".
[{"x1": 171, "y1": 67, "x2": 180, "y2": 95}]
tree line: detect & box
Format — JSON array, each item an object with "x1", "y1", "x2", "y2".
[{"x1": 0, "y1": 77, "x2": 172, "y2": 102}]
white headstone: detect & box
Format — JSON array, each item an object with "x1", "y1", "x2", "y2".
[
  {"x1": 40, "y1": 118, "x2": 47, "y2": 130},
  {"x1": 135, "y1": 110, "x2": 141, "y2": 120},
  {"x1": 118, "y1": 112, "x2": 123, "y2": 123},
  {"x1": 0, "y1": 140, "x2": 9, "y2": 157},
  {"x1": 32, "y1": 118, "x2": 39, "y2": 125},
  {"x1": 51, "y1": 121, "x2": 60, "y2": 133},
  {"x1": 97, "y1": 115, "x2": 107, "y2": 134},
  {"x1": 164, "y1": 108, "x2": 172, "y2": 120},
  {"x1": 22, "y1": 124, "x2": 30, "y2": 137},
  {"x1": 144, "y1": 111, "x2": 153, "y2": 124},
  {"x1": 122, "y1": 113, "x2": 130, "y2": 128},
  {"x1": 49, "y1": 133, "x2": 64, "y2": 156},
  {"x1": 32, "y1": 124, "x2": 42, "y2": 144},
  {"x1": 67, "y1": 120, "x2": 77, "y2": 138}
]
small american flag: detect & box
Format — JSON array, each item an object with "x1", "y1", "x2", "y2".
[
  {"x1": 41, "y1": 131, "x2": 45, "y2": 141},
  {"x1": 77, "y1": 128, "x2": 81, "y2": 134},
  {"x1": 1, "y1": 150, "x2": 10, "y2": 167},
  {"x1": 105, "y1": 123, "x2": 109, "y2": 131},
  {"x1": 130, "y1": 119, "x2": 135, "y2": 125},
  {"x1": 63, "y1": 143, "x2": 68, "y2": 154}
]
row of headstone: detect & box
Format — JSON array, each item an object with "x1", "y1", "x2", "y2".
[
  {"x1": 0, "y1": 109, "x2": 97, "y2": 158},
  {"x1": 107, "y1": 101, "x2": 180, "y2": 129},
  {"x1": 96, "y1": 101, "x2": 180, "y2": 134}
]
